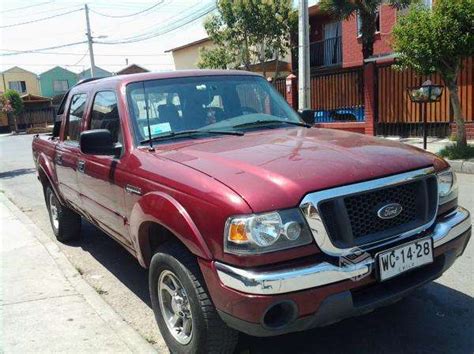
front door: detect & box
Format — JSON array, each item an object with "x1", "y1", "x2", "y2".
[
  {"x1": 77, "y1": 91, "x2": 131, "y2": 247},
  {"x1": 56, "y1": 93, "x2": 88, "y2": 209}
]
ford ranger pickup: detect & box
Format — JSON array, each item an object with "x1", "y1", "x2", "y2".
[{"x1": 32, "y1": 70, "x2": 471, "y2": 354}]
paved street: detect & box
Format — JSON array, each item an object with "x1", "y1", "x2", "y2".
[{"x1": 0, "y1": 133, "x2": 473, "y2": 354}]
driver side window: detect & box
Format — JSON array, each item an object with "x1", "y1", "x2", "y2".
[
  {"x1": 90, "y1": 91, "x2": 121, "y2": 144},
  {"x1": 66, "y1": 93, "x2": 87, "y2": 142}
]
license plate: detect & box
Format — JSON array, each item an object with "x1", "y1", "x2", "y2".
[{"x1": 377, "y1": 237, "x2": 433, "y2": 281}]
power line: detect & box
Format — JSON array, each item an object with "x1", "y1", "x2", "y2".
[
  {"x1": 89, "y1": 0, "x2": 164, "y2": 18},
  {"x1": 0, "y1": 49, "x2": 170, "y2": 57},
  {"x1": 0, "y1": 63, "x2": 174, "y2": 67},
  {"x1": 97, "y1": 2, "x2": 216, "y2": 45},
  {"x1": 0, "y1": 8, "x2": 83, "y2": 28},
  {"x1": 0, "y1": 41, "x2": 88, "y2": 56},
  {"x1": 0, "y1": 1, "x2": 54, "y2": 14},
  {"x1": 70, "y1": 50, "x2": 89, "y2": 66}
]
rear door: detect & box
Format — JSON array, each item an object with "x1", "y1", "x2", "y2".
[
  {"x1": 77, "y1": 90, "x2": 131, "y2": 246},
  {"x1": 55, "y1": 92, "x2": 88, "y2": 209}
]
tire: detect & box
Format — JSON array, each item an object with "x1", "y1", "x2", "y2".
[
  {"x1": 149, "y1": 242, "x2": 238, "y2": 354},
  {"x1": 45, "y1": 186, "x2": 82, "y2": 242}
]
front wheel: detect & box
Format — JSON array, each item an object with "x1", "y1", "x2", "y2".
[{"x1": 149, "y1": 242, "x2": 238, "y2": 354}]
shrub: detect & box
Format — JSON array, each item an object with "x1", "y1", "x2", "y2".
[{"x1": 438, "y1": 144, "x2": 474, "y2": 160}]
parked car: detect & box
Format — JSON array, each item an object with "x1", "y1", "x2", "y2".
[{"x1": 32, "y1": 70, "x2": 471, "y2": 354}]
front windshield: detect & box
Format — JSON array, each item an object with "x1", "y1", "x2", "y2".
[{"x1": 126, "y1": 75, "x2": 303, "y2": 144}]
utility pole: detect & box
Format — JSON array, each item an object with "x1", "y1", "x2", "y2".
[
  {"x1": 298, "y1": 0, "x2": 310, "y2": 111},
  {"x1": 84, "y1": 4, "x2": 96, "y2": 78}
]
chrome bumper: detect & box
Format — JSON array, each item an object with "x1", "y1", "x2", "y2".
[{"x1": 215, "y1": 207, "x2": 471, "y2": 295}]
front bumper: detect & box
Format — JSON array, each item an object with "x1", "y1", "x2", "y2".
[
  {"x1": 200, "y1": 207, "x2": 471, "y2": 336},
  {"x1": 215, "y1": 207, "x2": 471, "y2": 295}
]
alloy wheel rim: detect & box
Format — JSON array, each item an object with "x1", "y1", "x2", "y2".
[
  {"x1": 49, "y1": 192, "x2": 59, "y2": 230},
  {"x1": 158, "y1": 270, "x2": 193, "y2": 344}
]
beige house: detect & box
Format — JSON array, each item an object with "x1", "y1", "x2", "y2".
[
  {"x1": 1, "y1": 66, "x2": 41, "y2": 95},
  {"x1": 166, "y1": 38, "x2": 215, "y2": 70},
  {"x1": 166, "y1": 37, "x2": 292, "y2": 78}
]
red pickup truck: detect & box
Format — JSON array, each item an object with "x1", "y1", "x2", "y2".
[{"x1": 32, "y1": 71, "x2": 471, "y2": 353}]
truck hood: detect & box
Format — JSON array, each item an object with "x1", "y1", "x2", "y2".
[{"x1": 158, "y1": 127, "x2": 448, "y2": 211}]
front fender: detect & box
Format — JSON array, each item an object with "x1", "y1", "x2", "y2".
[{"x1": 129, "y1": 191, "x2": 213, "y2": 268}]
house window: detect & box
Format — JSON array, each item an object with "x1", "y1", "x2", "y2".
[
  {"x1": 8, "y1": 81, "x2": 27, "y2": 93},
  {"x1": 53, "y1": 80, "x2": 69, "y2": 93},
  {"x1": 357, "y1": 8, "x2": 380, "y2": 37}
]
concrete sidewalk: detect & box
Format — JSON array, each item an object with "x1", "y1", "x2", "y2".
[
  {"x1": 0, "y1": 193, "x2": 156, "y2": 353},
  {"x1": 386, "y1": 137, "x2": 474, "y2": 174}
]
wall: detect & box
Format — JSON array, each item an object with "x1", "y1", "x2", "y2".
[
  {"x1": 172, "y1": 39, "x2": 215, "y2": 70},
  {"x1": 39, "y1": 67, "x2": 78, "y2": 98},
  {"x1": 342, "y1": 4, "x2": 397, "y2": 68},
  {"x1": 0, "y1": 68, "x2": 40, "y2": 95},
  {"x1": 78, "y1": 67, "x2": 112, "y2": 80}
]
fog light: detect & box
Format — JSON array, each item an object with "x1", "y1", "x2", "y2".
[{"x1": 284, "y1": 221, "x2": 301, "y2": 240}]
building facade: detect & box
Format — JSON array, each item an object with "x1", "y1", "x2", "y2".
[
  {"x1": 78, "y1": 66, "x2": 112, "y2": 80},
  {"x1": 0, "y1": 66, "x2": 40, "y2": 95},
  {"x1": 39, "y1": 66, "x2": 78, "y2": 98}
]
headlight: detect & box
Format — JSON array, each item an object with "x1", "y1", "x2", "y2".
[
  {"x1": 437, "y1": 169, "x2": 458, "y2": 204},
  {"x1": 224, "y1": 208, "x2": 313, "y2": 255}
]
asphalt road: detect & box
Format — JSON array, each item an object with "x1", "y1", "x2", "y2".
[{"x1": 1, "y1": 133, "x2": 473, "y2": 354}]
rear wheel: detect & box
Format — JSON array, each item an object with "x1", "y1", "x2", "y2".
[
  {"x1": 149, "y1": 242, "x2": 238, "y2": 354},
  {"x1": 45, "y1": 186, "x2": 82, "y2": 242}
]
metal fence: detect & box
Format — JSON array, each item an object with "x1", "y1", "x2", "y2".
[{"x1": 310, "y1": 67, "x2": 364, "y2": 123}]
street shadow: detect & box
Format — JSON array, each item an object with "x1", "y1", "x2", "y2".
[
  {"x1": 0, "y1": 168, "x2": 36, "y2": 179},
  {"x1": 68, "y1": 221, "x2": 473, "y2": 354},
  {"x1": 68, "y1": 220, "x2": 151, "y2": 306}
]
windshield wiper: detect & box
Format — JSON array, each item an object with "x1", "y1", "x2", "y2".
[
  {"x1": 140, "y1": 129, "x2": 244, "y2": 145},
  {"x1": 233, "y1": 120, "x2": 311, "y2": 129}
]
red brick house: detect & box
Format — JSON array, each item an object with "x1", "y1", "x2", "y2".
[{"x1": 285, "y1": 2, "x2": 473, "y2": 139}]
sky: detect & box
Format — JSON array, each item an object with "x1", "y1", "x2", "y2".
[{"x1": 0, "y1": 0, "x2": 212, "y2": 74}]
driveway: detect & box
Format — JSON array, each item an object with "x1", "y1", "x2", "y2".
[{"x1": 0, "y1": 133, "x2": 472, "y2": 353}]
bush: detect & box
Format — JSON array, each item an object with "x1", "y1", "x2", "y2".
[
  {"x1": 3, "y1": 89, "x2": 24, "y2": 115},
  {"x1": 438, "y1": 144, "x2": 474, "y2": 160}
]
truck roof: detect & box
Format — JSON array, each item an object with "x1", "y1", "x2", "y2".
[{"x1": 75, "y1": 69, "x2": 261, "y2": 89}]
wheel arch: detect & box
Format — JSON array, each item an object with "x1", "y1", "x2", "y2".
[{"x1": 130, "y1": 192, "x2": 213, "y2": 268}]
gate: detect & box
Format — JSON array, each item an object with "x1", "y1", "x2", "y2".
[
  {"x1": 376, "y1": 57, "x2": 473, "y2": 137},
  {"x1": 310, "y1": 67, "x2": 364, "y2": 122}
]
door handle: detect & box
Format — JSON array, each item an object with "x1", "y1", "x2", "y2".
[
  {"x1": 55, "y1": 154, "x2": 63, "y2": 165},
  {"x1": 77, "y1": 160, "x2": 86, "y2": 173}
]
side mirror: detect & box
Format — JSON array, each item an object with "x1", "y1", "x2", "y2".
[
  {"x1": 52, "y1": 120, "x2": 61, "y2": 138},
  {"x1": 298, "y1": 110, "x2": 315, "y2": 125},
  {"x1": 80, "y1": 129, "x2": 121, "y2": 156}
]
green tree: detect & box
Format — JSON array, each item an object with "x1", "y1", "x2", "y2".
[
  {"x1": 320, "y1": 0, "x2": 412, "y2": 60},
  {"x1": 3, "y1": 89, "x2": 23, "y2": 116},
  {"x1": 198, "y1": 46, "x2": 236, "y2": 70},
  {"x1": 2, "y1": 90, "x2": 24, "y2": 133},
  {"x1": 392, "y1": 0, "x2": 474, "y2": 147},
  {"x1": 198, "y1": 0, "x2": 297, "y2": 79}
]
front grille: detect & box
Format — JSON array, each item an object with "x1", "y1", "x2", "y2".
[
  {"x1": 318, "y1": 175, "x2": 438, "y2": 248},
  {"x1": 344, "y1": 182, "x2": 418, "y2": 239}
]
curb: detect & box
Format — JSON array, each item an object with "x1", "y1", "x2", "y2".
[
  {"x1": 446, "y1": 159, "x2": 474, "y2": 175},
  {"x1": 0, "y1": 193, "x2": 157, "y2": 353}
]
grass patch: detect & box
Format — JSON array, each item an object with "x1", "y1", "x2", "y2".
[
  {"x1": 143, "y1": 334, "x2": 156, "y2": 345},
  {"x1": 438, "y1": 144, "x2": 474, "y2": 160},
  {"x1": 93, "y1": 285, "x2": 108, "y2": 295},
  {"x1": 75, "y1": 266, "x2": 84, "y2": 275}
]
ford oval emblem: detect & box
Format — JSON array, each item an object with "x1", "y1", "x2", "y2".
[{"x1": 377, "y1": 203, "x2": 403, "y2": 219}]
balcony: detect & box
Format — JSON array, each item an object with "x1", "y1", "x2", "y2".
[{"x1": 291, "y1": 36, "x2": 342, "y2": 71}]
